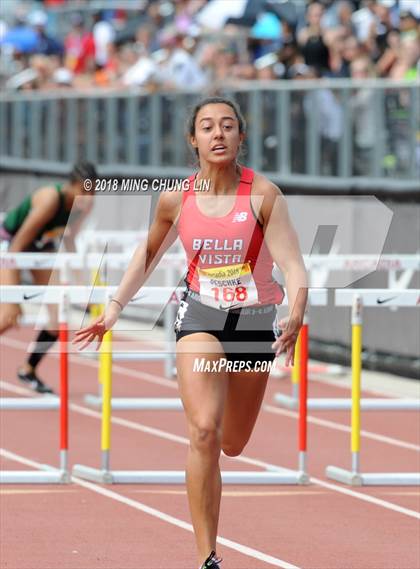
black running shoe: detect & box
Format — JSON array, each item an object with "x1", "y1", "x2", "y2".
[
  {"x1": 17, "y1": 369, "x2": 54, "y2": 394},
  {"x1": 200, "y1": 551, "x2": 223, "y2": 569}
]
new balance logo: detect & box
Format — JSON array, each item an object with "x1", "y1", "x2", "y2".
[{"x1": 232, "y1": 212, "x2": 248, "y2": 223}]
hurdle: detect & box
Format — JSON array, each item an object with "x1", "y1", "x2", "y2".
[
  {"x1": 3, "y1": 251, "x2": 417, "y2": 388},
  {"x1": 0, "y1": 292, "x2": 70, "y2": 483},
  {"x1": 0, "y1": 257, "x2": 69, "y2": 411},
  {"x1": 274, "y1": 286, "x2": 420, "y2": 411},
  {"x1": 272, "y1": 253, "x2": 419, "y2": 396},
  {"x1": 326, "y1": 290, "x2": 420, "y2": 486},
  {"x1": 83, "y1": 289, "x2": 327, "y2": 412},
  {"x1": 1, "y1": 250, "x2": 186, "y2": 381},
  {"x1": 72, "y1": 289, "x2": 327, "y2": 485},
  {"x1": 82, "y1": 261, "x2": 180, "y2": 409}
]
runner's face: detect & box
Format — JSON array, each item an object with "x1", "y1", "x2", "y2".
[{"x1": 191, "y1": 104, "x2": 243, "y2": 165}]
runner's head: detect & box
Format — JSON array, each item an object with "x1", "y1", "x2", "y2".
[
  {"x1": 188, "y1": 97, "x2": 246, "y2": 167},
  {"x1": 69, "y1": 161, "x2": 97, "y2": 193},
  {"x1": 68, "y1": 161, "x2": 97, "y2": 210}
]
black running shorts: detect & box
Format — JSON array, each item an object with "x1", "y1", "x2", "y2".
[{"x1": 174, "y1": 290, "x2": 281, "y2": 366}]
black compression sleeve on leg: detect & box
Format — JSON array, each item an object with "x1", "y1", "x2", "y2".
[{"x1": 27, "y1": 329, "x2": 59, "y2": 370}]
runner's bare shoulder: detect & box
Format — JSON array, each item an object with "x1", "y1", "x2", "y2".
[
  {"x1": 250, "y1": 172, "x2": 286, "y2": 223},
  {"x1": 32, "y1": 186, "x2": 61, "y2": 210},
  {"x1": 155, "y1": 186, "x2": 184, "y2": 225}
]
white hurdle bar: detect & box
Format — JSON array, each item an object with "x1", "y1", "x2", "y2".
[
  {"x1": 325, "y1": 291, "x2": 420, "y2": 486},
  {"x1": 274, "y1": 398, "x2": 420, "y2": 411},
  {"x1": 0, "y1": 285, "x2": 184, "y2": 305},
  {"x1": 2, "y1": 252, "x2": 418, "y2": 271},
  {"x1": 0, "y1": 397, "x2": 59, "y2": 410},
  {"x1": 72, "y1": 468, "x2": 303, "y2": 485},
  {"x1": 274, "y1": 289, "x2": 420, "y2": 412}
]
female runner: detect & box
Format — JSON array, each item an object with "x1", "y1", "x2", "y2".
[
  {"x1": 0, "y1": 161, "x2": 96, "y2": 392},
  {"x1": 73, "y1": 98, "x2": 307, "y2": 569}
]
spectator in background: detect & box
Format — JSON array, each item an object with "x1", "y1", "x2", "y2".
[
  {"x1": 322, "y1": 0, "x2": 356, "y2": 36},
  {"x1": 64, "y1": 13, "x2": 95, "y2": 74},
  {"x1": 323, "y1": 26, "x2": 350, "y2": 77},
  {"x1": 389, "y1": 34, "x2": 419, "y2": 80},
  {"x1": 174, "y1": 0, "x2": 192, "y2": 33},
  {"x1": 376, "y1": 28, "x2": 400, "y2": 76},
  {"x1": 92, "y1": 11, "x2": 115, "y2": 68},
  {"x1": 120, "y1": 43, "x2": 159, "y2": 88},
  {"x1": 349, "y1": 55, "x2": 376, "y2": 175},
  {"x1": 159, "y1": 29, "x2": 207, "y2": 89},
  {"x1": 371, "y1": 1, "x2": 395, "y2": 59},
  {"x1": 336, "y1": 0, "x2": 357, "y2": 36},
  {"x1": 292, "y1": 64, "x2": 343, "y2": 176},
  {"x1": 278, "y1": 37, "x2": 303, "y2": 79},
  {"x1": 29, "y1": 10, "x2": 64, "y2": 57},
  {"x1": 51, "y1": 66, "x2": 74, "y2": 89},
  {"x1": 29, "y1": 54, "x2": 54, "y2": 89},
  {"x1": 298, "y1": 1, "x2": 330, "y2": 75},
  {"x1": 281, "y1": 18, "x2": 297, "y2": 46},
  {"x1": 208, "y1": 44, "x2": 238, "y2": 82},
  {"x1": 399, "y1": 9, "x2": 419, "y2": 40},
  {"x1": 352, "y1": 0, "x2": 377, "y2": 44},
  {"x1": 255, "y1": 53, "x2": 282, "y2": 80},
  {"x1": 135, "y1": 23, "x2": 159, "y2": 55},
  {"x1": 341, "y1": 34, "x2": 362, "y2": 76},
  {"x1": 289, "y1": 64, "x2": 317, "y2": 173}
]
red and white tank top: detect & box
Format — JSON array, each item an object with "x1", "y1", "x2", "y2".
[{"x1": 177, "y1": 166, "x2": 284, "y2": 309}]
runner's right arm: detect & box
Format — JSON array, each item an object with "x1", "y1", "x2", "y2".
[
  {"x1": 110, "y1": 190, "x2": 181, "y2": 310},
  {"x1": 73, "y1": 191, "x2": 182, "y2": 348}
]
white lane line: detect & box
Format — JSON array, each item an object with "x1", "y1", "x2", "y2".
[
  {"x1": 264, "y1": 405, "x2": 420, "y2": 452},
  {"x1": 1, "y1": 336, "x2": 418, "y2": 453},
  {"x1": 1, "y1": 380, "x2": 419, "y2": 520},
  {"x1": 0, "y1": 448, "x2": 300, "y2": 569},
  {"x1": 229, "y1": 454, "x2": 420, "y2": 520}
]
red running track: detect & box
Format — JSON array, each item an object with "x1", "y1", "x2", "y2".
[{"x1": 1, "y1": 327, "x2": 419, "y2": 569}]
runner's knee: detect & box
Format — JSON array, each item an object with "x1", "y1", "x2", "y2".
[
  {"x1": 189, "y1": 421, "x2": 222, "y2": 456},
  {"x1": 221, "y1": 441, "x2": 245, "y2": 457}
]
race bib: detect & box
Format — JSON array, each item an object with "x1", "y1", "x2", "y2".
[{"x1": 197, "y1": 262, "x2": 259, "y2": 310}]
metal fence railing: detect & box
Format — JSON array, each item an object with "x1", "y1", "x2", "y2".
[{"x1": 1, "y1": 79, "x2": 419, "y2": 193}]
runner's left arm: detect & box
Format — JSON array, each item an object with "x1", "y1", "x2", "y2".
[{"x1": 257, "y1": 178, "x2": 308, "y2": 363}]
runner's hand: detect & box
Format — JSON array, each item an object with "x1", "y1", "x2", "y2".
[
  {"x1": 72, "y1": 306, "x2": 119, "y2": 351},
  {"x1": 272, "y1": 315, "x2": 302, "y2": 367}
]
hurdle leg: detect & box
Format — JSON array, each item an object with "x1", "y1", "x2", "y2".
[
  {"x1": 326, "y1": 295, "x2": 364, "y2": 485},
  {"x1": 59, "y1": 292, "x2": 71, "y2": 482},
  {"x1": 101, "y1": 327, "x2": 113, "y2": 478},
  {"x1": 351, "y1": 298, "x2": 362, "y2": 479},
  {"x1": 298, "y1": 314, "x2": 310, "y2": 483},
  {"x1": 292, "y1": 330, "x2": 301, "y2": 400}
]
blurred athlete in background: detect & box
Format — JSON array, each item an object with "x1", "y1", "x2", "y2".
[{"x1": 0, "y1": 161, "x2": 97, "y2": 393}]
